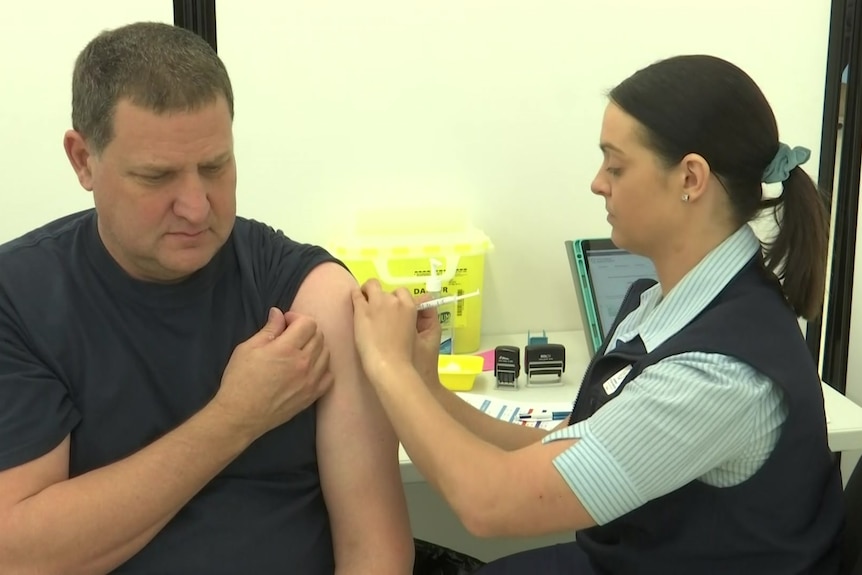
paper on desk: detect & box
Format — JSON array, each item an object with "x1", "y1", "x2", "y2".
[{"x1": 460, "y1": 394, "x2": 573, "y2": 430}]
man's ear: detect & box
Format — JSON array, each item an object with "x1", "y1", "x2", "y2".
[
  {"x1": 63, "y1": 130, "x2": 96, "y2": 191},
  {"x1": 678, "y1": 153, "x2": 711, "y2": 202}
]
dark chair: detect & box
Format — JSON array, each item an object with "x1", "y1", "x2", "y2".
[
  {"x1": 841, "y1": 455, "x2": 862, "y2": 575},
  {"x1": 413, "y1": 538, "x2": 485, "y2": 575}
]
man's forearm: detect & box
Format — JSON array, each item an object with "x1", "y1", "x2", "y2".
[
  {"x1": 334, "y1": 538, "x2": 414, "y2": 575},
  {"x1": 0, "y1": 402, "x2": 255, "y2": 575},
  {"x1": 426, "y1": 377, "x2": 548, "y2": 450}
]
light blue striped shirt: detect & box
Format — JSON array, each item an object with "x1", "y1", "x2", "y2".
[{"x1": 543, "y1": 225, "x2": 789, "y2": 525}]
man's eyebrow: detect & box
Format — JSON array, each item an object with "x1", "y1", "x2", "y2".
[
  {"x1": 199, "y1": 151, "x2": 233, "y2": 167},
  {"x1": 130, "y1": 162, "x2": 176, "y2": 174},
  {"x1": 130, "y1": 151, "x2": 233, "y2": 173}
]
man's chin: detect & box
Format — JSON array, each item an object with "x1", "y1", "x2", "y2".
[{"x1": 155, "y1": 249, "x2": 220, "y2": 282}]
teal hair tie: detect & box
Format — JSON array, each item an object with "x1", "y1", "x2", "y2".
[{"x1": 762, "y1": 142, "x2": 811, "y2": 184}]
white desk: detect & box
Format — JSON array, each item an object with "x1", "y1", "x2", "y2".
[
  {"x1": 400, "y1": 330, "x2": 862, "y2": 561},
  {"x1": 399, "y1": 330, "x2": 862, "y2": 483}
]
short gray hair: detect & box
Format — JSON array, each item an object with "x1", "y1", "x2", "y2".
[{"x1": 71, "y1": 21, "x2": 234, "y2": 154}]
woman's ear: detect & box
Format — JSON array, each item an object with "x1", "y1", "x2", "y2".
[{"x1": 679, "y1": 153, "x2": 711, "y2": 202}]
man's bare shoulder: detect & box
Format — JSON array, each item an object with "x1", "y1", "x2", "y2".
[{"x1": 294, "y1": 261, "x2": 358, "y2": 303}]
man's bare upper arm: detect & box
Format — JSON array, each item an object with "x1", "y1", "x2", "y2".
[
  {"x1": 291, "y1": 263, "x2": 413, "y2": 571},
  {"x1": 0, "y1": 437, "x2": 69, "y2": 521}
]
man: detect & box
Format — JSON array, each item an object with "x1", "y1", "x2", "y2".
[{"x1": 0, "y1": 22, "x2": 413, "y2": 574}]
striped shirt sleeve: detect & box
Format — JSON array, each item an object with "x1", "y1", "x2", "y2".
[{"x1": 542, "y1": 351, "x2": 787, "y2": 525}]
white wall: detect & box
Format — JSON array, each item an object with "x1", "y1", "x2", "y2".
[
  {"x1": 0, "y1": 2, "x2": 174, "y2": 236},
  {"x1": 214, "y1": 0, "x2": 831, "y2": 335},
  {"x1": 0, "y1": 2, "x2": 831, "y2": 337}
]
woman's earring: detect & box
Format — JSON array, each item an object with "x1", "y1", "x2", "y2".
[{"x1": 681, "y1": 193, "x2": 690, "y2": 202}]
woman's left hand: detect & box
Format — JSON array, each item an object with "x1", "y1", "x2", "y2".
[{"x1": 351, "y1": 279, "x2": 419, "y2": 381}]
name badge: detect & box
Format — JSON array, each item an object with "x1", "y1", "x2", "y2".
[{"x1": 602, "y1": 365, "x2": 633, "y2": 396}]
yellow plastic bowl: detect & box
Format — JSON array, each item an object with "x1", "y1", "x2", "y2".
[{"x1": 438, "y1": 354, "x2": 484, "y2": 391}]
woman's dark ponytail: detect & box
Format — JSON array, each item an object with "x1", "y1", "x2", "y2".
[{"x1": 762, "y1": 167, "x2": 829, "y2": 320}]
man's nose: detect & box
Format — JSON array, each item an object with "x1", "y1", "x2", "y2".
[{"x1": 173, "y1": 174, "x2": 210, "y2": 224}]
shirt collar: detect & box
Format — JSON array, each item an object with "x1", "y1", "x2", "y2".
[{"x1": 610, "y1": 225, "x2": 761, "y2": 353}]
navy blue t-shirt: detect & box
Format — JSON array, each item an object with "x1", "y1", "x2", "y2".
[{"x1": 0, "y1": 209, "x2": 339, "y2": 574}]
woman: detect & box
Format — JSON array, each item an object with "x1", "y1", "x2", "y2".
[{"x1": 351, "y1": 55, "x2": 844, "y2": 574}]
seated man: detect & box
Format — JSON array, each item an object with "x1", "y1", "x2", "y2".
[{"x1": 0, "y1": 22, "x2": 413, "y2": 574}]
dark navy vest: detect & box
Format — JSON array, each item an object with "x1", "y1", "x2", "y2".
[{"x1": 569, "y1": 256, "x2": 843, "y2": 575}]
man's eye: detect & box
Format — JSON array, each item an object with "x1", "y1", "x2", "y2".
[
  {"x1": 138, "y1": 173, "x2": 168, "y2": 183},
  {"x1": 200, "y1": 165, "x2": 223, "y2": 176}
]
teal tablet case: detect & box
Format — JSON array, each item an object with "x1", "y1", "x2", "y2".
[{"x1": 564, "y1": 239, "x2": 604, "y2": 357}]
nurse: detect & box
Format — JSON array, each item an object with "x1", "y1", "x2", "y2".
[{"x1": 351, "y1": 54, "x2": 843, "y2": 574}]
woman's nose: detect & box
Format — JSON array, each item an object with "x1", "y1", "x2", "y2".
[{"x1": 590, "y1": 171, "x2": 608, "y2": 196}]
